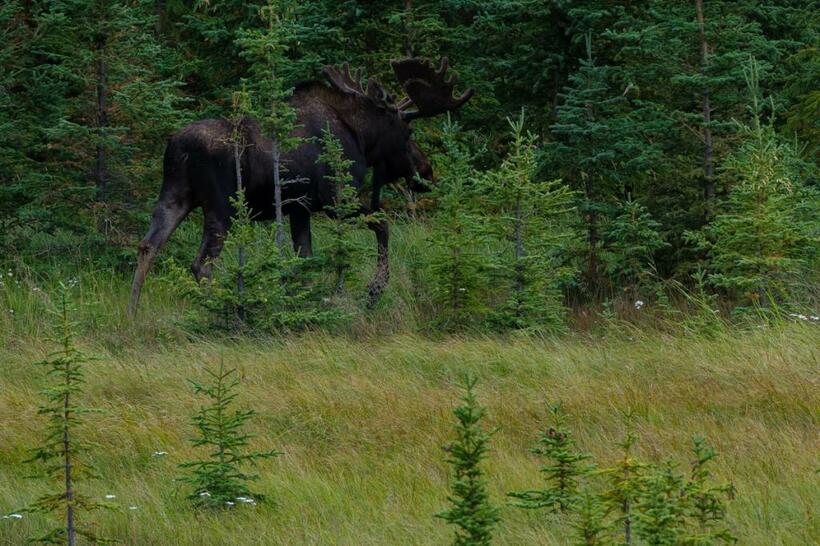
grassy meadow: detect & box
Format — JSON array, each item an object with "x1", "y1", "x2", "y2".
[{"x1": 1, "y1": 221, "x2": 818, "y2": 545}]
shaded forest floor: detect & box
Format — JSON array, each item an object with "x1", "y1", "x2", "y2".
[{"x1": 1, "y1": 276, "x2": 817, "y2": 544}]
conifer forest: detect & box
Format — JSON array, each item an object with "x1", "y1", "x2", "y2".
[{"x1": 0, "y1": 2, "x2": 818, "y2": 545}]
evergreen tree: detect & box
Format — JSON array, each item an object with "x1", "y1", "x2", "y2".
[
  {"x1": 634, "y1": 462, "x2": 686, "y2": 546},
  {"x1": 599, "y1": 417, "x2": 649, "y2": 546},
  {"x1": 572, "y1": 489, "x2": 614, "y2": 546},
  {"x1": 179, "y1": 357, "x2": 281, "y2": 509},
  {"x1": 24, "y1": 285, "x2": 110, "y2": 544},
  {"x1": 603, "y1": 198, "x2": 669, "y2": 300},
  {"x1": 0, "y1": 0, "x2": 187, "y2": 253},
  {"x1": 478, "y1": 111, "x2": 576, "y2": 330},
  {"x1": 436, "y1": 374, "x2": 500, "y2": 546},
  {"x1": 551, "y1": 34, "x2": 664, "y2": 298},
  {"x1": 425, "y1": 118, "x2": 489, "y2": 330},
  {"x1": 319, "y1": 126, "x2": 366, "y2": 295},
  {"x1": 235, "y1": 0, "x2": 300, "y2": 252},
  {"x1": 509, "y1": 404, "x2": 593, "y2": 513},
  {"x1": 680, "y1": 437, "x2": 736, "y2": 545},
  {"x1": 687, "y1": 59, "x2": 819, "y2": 310}
]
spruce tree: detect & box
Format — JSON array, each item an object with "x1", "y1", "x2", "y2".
[
  {"x1": 436, "y1": 374, "x2": 500, "y2": 546},
  {"x1": 680, "y1": 437, "x2": 736, "y2": 545},
  {"x1": 478, "y1": 111, "x2": 575, "y2": 330},
  {"x1": 179, "y1": 357, "x2": 281, "y2": 509},
  {"x1": 509, "y1": 404, "x2": 593, "y2": 513},
  {"x1": 24, "y1": 285, "x2": 110, "y2": 544},
  {"x1": 318, "y1": 126, "x2": 365, "y2": 295},
  {"x1": 687, "y1": 58, "x2": 818, "y2": 310},
  {"x1": 634, "y1": 462, "x2": 686, "y2": 546},
  {"x1": 425, "y1": 118, "x2": 489, "y2": 330}
]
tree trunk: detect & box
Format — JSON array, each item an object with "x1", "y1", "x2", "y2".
[
  {"x1": 95, "y1": 35, "x2": 108, "y2": 205},
  {"x1": 233, "y1": 137, "x2": 246, "y2": 322},
  {"x1": 272, "y1": 138, "x2": 285, "y2": 253},
  {"x1": 695, "y1": 0, "x2": 715, "y2": 220},
  {"x1": 513, "y1": 193, "x2": 524, "y2": 317},
  {"x1": 584, "y1": 175, "x2": 600, "y2": 297},
  {"x1": 63, "y1": 385, "x2": 75, "y2": 546}
]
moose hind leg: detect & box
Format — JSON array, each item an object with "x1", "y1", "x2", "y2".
[
  {"x1": 191, "y1": 212, "x2": 229, "y2": 281},
  {"x1": 366, "y1": 218, "x2": 389, "y2": 306}
]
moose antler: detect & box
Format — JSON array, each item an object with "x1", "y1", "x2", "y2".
[
  {"x1": 391, "y1": 57, "x2": 474, "y2": 121},
  {"x1": 324, "y1": 63, "x2": 395, "y2": 110}
]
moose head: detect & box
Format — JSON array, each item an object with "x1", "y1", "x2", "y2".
[{"x1": 322, "y1": 57, "x2": 474, "y2": 195}]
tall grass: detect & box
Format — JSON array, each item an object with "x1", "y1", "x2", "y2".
[{"x1": 1, "y1": 221, "x2": 817, "y2": 544}]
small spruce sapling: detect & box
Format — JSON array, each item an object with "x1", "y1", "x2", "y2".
[
  {"x1": 318, "y1": 125, "x2": 365, "y2": 294},
  {"x1": 572, "y1": 488, "x2": 613, "y2": 546},
  {"x1": 179, "y1": 357, "x2": 281, "y2": 509},
  {"x1": 24, "y1": 284, "x2": 111, "y2": 545},
  {"x1": 479, "y1": 111, "x2": 575, "y2": 331},
  {"x1": 680, "y1": 436, "x2": 736, "y2": 545},
  {"x1": 634, "y1": 462, "x2": 686, "y2": 546},
  {"x1": 426, "y1": 118, "x2": 488, "y2": 330},
  {"x1": 509, "y1": 403, "x2": 593, "y2": 513},
  {"x1": 602, "y1": 198, "x2": 668, "y2": 300},
  {"x1": 600, "y1": 414, "x2": 648, "y2": 545},
  {"x1": 436, "y1": 374, "x2": 500, "y2": 546}
]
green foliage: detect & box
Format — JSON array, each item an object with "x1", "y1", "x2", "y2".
[
  {"x1": 319, "y1": 126, "x2": 366, "y2": 294},
  {"x1": 436, "y1": 374, "x2": 500, "y2": 546},
  {"x1": 479, "y1": 111, "x2": 576, "y2": 331},
  {"x1": 634, "y1": 462, "x2": 687, "y2": 546},
  {"x1": 680, "y1": 437, "x2": 736, "y2": 545},
  {"x1": 167, "y1": 192, "x2": 342, "y2": 333},
  {"x1": 425, "y1": 119, "x2": 489, "y2": 330},
  {"x1": 179, "y1": 357, "x2": 281, "y2": 510},
  {"x1": 687, "y1": 59, "x2": 819, "y2": 311},
  {"x1": 599, "y1": 418, "x2": 648, "y2": 546},
  {"x1": 24, "y1": 284, "x2": 111, "y2": 544},
  {"x1": 572, "y1": 489, "x2": 613, "y2": 546},
  {"x1": 509, "y1": 404, "x2": 593, "y2": 513},
  {"x1": 603, "y1": 198, "x2": 669, "y2": 296}
]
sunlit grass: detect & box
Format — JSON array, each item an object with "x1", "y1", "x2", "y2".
[{"x1": 1, "y1": 308, "x2": 817, "y2": 544}]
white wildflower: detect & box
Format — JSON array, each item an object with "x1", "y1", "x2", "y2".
[
  {"x1": 105, "y1": 494, "x2": 116, "y2": 499},
  {"x1": 199, "y1": 491, "x2": 211, "y2": 497},
  {"x1": 128, "y1": 506, "x2": 138, "y2": 510},
  {"x1": 225, "y1": 501, "x2": 235, "y2": 506},
  {"x1": 152, "y1": 451, "x2": 168, "y2": 457},
  {"x1": 634, "y1": 300, "x2": 644, "y2": 310}
]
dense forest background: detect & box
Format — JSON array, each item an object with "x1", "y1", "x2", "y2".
[{"x1": 1, "y1": 0, "x2": 818, "y2": 320}]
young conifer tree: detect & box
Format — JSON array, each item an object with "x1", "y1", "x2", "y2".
[
  {"x1": 179, "y1": 357, "x2": 281, "y2": 510},
  {"x1": 572, "y1": 489, "x2": 614, "y2": 546},
  {"x1": 426, "y1": 118, "x2": 488, "y2": 330},
  {"x1": 680, "y1": 437, "x2": 736, "y2": 545},
  {"x1": 479, "y1": 111, "x2": 575, "y2": 330},
  {"x1": 634, "y1": 462, "x2": 686, "y2": 546},
  {"x1": 25, "y1": 284, "x2": 110, "y2": 545},
  {"x1": 603, "y1": 198, "x2": 668, "y2": 300},
  {"x1": 436, "y1": 374, "x2": 500, "y2": 546},
  {"x1": 318, "y1": 126, "x2": 364, "y2": 294},
  {"x1": 509, "y1": 404, "x2": 593, "y2": 513},
  {"x1": 236, "y1": 0, "x2": 300, "y2": 253},
  {"x1": 599, "y1": 417, "x2": 648, "y2": 546},
  {"x1": 687, "y1": 58, "x2": 818, "y2": 311}
]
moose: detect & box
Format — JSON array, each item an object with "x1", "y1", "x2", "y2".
[{"x1": 127, "y1": 57, "x2": 473, "y2": 317}]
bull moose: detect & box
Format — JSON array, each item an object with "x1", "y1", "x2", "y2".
[{"x1": 127, "y1": 57, "x2": 473, "y2": 317}]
